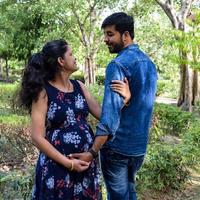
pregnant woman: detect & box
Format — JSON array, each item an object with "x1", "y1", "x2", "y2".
[{"x1": 19, "y1": 39, "x2": 131, "y2": 200}]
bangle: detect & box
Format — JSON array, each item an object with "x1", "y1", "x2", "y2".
[
  {"x1": 88, "y1": 148, "x2": 98, "y2": 158},
  {"x1": 69, "y1": 160, "x2": 74, "y2": 171}
]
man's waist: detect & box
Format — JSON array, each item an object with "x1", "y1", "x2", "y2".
[{"x1": 102, "y1": 144, "x2": 147, "y2": 157}]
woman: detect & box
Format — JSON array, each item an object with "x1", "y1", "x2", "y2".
[{"x1": 19, "y1": 39, "x2": 131, "y2": 200}]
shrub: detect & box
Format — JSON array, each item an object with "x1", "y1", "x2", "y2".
[
  {"x1": 0, "y1": 83, "x2": 18, "y2": 108},
  {"x1": 96, "y1": 75, "x2": 105, "y2": 85},
  {"x1": 156, "y1": 79, "x2": 178, "y2": 98},
  {"x1": 180, "y1": 118, "x2": 200, "y2": 166},
  {"x1": 0, "y1": 167, "x2": 34, "y2": 200},
  {"x1": 71, "y1": 74, "x2": 105, "y2": 85},
  {"x1": 71, "y1": 74, "x2": 85, "y2": 83},
  {"x1": 150, "y1": 103, "x2": 194, "y2": 141},
  {"x1": 137, "y1": 144, "x2": 190, "y2": 192},
  {"x1": 0, "y1": 124, "x2": 37, "y2": 167}
]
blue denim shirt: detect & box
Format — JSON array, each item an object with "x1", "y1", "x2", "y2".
[{"x1": 96, "y1": 44, "x2": 157, "y2": 156}]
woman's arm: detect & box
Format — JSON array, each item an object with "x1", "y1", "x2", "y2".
[
  {"x1": 110, "y1": 78, "x2": 131, "y2": 105},
  {"x1": 31, "y1": 89, "x2": 89, "y2": 172},
  {"x1": 78, "y1": 81, "x2": 101, "y2": 120}
]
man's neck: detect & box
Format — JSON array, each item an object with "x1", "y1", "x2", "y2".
[{"x1": 123, "y1": 41, "x2": 134, "y2": 49}]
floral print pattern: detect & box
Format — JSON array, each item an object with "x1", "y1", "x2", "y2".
[
  {"x1": 75, "y1": 94, "x2": 85, "y2": 109},
  {"x1": 47, "y1": 102, "x2": 61, "y2": 120},
  {"x1": 32, "y1": 80, "x2": 101, "y2": 200}
]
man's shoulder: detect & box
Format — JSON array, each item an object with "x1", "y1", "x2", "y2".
[{"x1": 115, "y1": 48, "x2": 154, "y2": 66}]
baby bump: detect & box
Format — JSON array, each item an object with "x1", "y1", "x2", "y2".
[{"x1": 47, "y1": 127, "x2": 94, "y2": 156}]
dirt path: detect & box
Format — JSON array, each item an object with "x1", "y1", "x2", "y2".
[
  {"x1": 156, "y1": 97, "x2": 177, "y2": 105},
  {"x1": 181, "y1": 172, "x2": 200, "y2": 200},
  {"x1": 140, "y1": 170, "x2": 200, "y2": 200}
]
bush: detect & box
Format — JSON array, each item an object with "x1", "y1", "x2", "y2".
[
  {"x1": 71, "y1": 73, "x2": 85, "y2": 83},
  {"x1": 0, "y1": 124, "x2": 37, "y2": 167},
  {"x1": 71, "y1": 74, "x2": 105, "y2": 85},
  {"x1": 0, "y1": 83, "x2": 18, "y2": 108},
  {"x1": 96, "y1": 75, "x2": 105, "y2": 85},
  {"x1": 137, "y1": 144, "x2": 190, "y2": 192},
  {"x1": 181, "y1": 119, "x2": 200, "y2": 166},
  {"x1": 0, "y1": 167, "x2": 34, "y2": 200},
  {"x1": 156, "y1": 80, "x2": 166, "y2": 96},
  {"x1": 156, "y1": 79, "x2": 178, "y2": 98},
  {"x1": 150, "y1": 103, "x2": 194, "y2": 141}
]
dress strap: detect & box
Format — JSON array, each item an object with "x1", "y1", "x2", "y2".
[{"x1": 71, "y1": 79, "x2": 85, "y2": 96}]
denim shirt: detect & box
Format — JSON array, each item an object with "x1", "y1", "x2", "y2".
[{"x1": 96, "y1": 44, "x2": 157, "y2": 156}]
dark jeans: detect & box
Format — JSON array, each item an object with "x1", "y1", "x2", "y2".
[{"x1": 100, "y1": 148, "x2": 144, "y2": 200}]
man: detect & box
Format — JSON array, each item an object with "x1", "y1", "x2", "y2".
[{"x1": 71, "y1": 12, "x2": 157, "y2": 200}]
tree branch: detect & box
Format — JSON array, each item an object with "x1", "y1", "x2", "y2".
[
  {"x1": 180, "y1": 0, "x2": 194, "y2": 20},
  {"x1": 156, "y1": 0, "x2": 179, "y2": 28},
  {"x1": 70, "y1": 2, "x2": 88, "y2": 47}
]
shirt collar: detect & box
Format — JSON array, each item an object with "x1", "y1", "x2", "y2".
[{"x1": 117, "y1": 43, "x2": 139, "y2": 56}]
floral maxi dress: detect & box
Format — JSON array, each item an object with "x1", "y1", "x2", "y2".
[{"x1": 32, "y1": 80, "x2": 101, "y2": 200}]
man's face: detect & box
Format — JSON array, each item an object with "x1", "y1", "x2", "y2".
[{"x1": 103, "y1": 25, "x2": 124, "y2": 53}]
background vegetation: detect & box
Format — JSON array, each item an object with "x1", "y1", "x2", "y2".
[{"x1": 0, "y1": 0, "x2": 200, "y2": 199}]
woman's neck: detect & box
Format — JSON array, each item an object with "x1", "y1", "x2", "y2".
[{"x1": 51, "y1": 71, "x2": 72, "y2": 92}]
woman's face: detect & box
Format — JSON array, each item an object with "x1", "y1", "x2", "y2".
[{"x1": 59, "y1": 46, "x2": 78, "y2": 73}]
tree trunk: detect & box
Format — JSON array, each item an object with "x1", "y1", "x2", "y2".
[
  {"x1": 177, "y1": 47, "x2": 194, "y2": 111},
  {"x1": 192, "y1": 69, "x2": 198, "y2": 105},
  {"x1": 156, "y1": 0, "x2": 195, "y2": 111},
  {"x1": 5, "y1": 57, "x2": 9, "y2": 82},
  {"x1": 84, "y1": 56, "x2": 96, "y2": 85},
  {"x1": 0, "y1": 59, "x2": 3, "y2": 79}
]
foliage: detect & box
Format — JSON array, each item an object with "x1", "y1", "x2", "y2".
[
  {"x1": 72, "y1": 73, "x2": 105, "y2": 85},
  {"x1": 166, "y1": 11, "x2": 200, "y2": 71},
  {"x1": 0, "y1": 124, "x2": 36, "y2": 166},
  {"x1": 137, "y1": 144, "x2": 190, "y2": 192},
  {"x1": 156, "y1": 79, "x2": 178, "y2": 98},
  {"x1": 0, "y1": 167, "x2": 34, "y2": 200},
  {"x1": 0, "y1": 83, "x2": 18, "y2": 108},
  {"x1": 150, "y1": 103, "x2": 194, "y2": 141},
  {"x1": 180, "y1": 118, "x2": 200, "y2": 166}
]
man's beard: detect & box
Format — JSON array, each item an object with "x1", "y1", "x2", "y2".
[{"x1": 108, "y1": 39, "x2": 124, "y2": 53}]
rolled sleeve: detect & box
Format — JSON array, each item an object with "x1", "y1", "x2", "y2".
[{"x1": 96, "y1": 61, "x2": 125, "y2": 139}]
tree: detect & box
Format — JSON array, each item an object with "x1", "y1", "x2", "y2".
[
  {"x1": 65, "y1": 0, "x2": 123, "y2": 85},
  {"x1": 155, "y1": 0, "x2": 197, "y2": 111}
]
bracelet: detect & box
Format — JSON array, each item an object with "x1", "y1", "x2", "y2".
[
  {"x1": 69, "y1": 160, "x2": 74, "y2": 171},
  {"x1": 88, "y1": 148, "x2": 98, "y2": 158}
]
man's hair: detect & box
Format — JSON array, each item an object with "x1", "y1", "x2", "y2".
[{"x1": 101, "y1": 12, "x2": 134, "y2": 39}]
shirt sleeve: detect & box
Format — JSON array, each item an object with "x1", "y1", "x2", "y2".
[{"x1": 96, "y1": 61, "x2": 125, "y2": 139}]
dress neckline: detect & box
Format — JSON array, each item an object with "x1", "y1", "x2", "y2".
[{"x1": 46, "y1": 80, "x2": 75, "y2": 94}]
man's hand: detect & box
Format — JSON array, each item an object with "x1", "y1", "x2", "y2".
[{"x1": 69, "y1": 152, "x2": 93, "y2": 162}]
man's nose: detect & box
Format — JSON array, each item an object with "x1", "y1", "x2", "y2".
[{"x1": 104, "y1": 36, "x2": 109, "y2": 43}]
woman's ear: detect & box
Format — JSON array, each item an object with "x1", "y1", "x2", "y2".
[{"x1": 57, "y1": 57, "x2": 64, "y2": 67}]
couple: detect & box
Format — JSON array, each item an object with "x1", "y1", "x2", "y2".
[{"x1": 19, "y1": 12, "x2": 157, "y2": 200}]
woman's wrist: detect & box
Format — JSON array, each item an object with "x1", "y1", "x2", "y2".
[
  {"x1": 65, "y1": 158, "x2": 74, "y2": 171},
  {"x1": 124, "y1": 97, "x2": 130, "y2": 106},
  {"x1": 69, "y1": 160, "x2": 74, "y2": 171}
]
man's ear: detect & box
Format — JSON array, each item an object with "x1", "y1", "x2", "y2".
[
  {"x1": 57, "y1": 57, "x2": 64, "y2": 67},
  {"x1": 123, "y1": 31, "x2": 130, "y2": 40}
]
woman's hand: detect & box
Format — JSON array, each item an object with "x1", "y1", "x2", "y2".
[
  {"x1": 110, "y1": 77, "x2": 131, "y2": 105},
  {"x1": 68, "y1": 158, "x2": 90, "y2": 172}
]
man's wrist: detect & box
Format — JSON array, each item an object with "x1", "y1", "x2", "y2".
[{"x1": 88, "y1": 148, "x2": 98, "y2": 158}]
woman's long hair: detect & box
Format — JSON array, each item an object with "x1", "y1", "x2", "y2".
[{"x1": 19, "y1": 39, "x2": 68, "y2": 112}]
